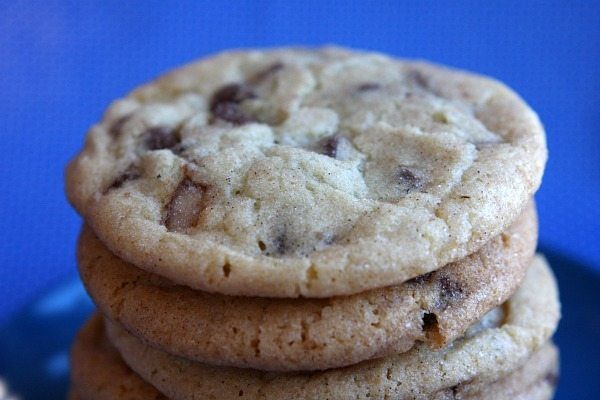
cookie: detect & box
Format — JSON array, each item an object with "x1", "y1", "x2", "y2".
[
  {"x1": 66, "y1": 47, "x2": 547, "y2": 297},
  {"x1": 104, "y1": 255, "x2": 559, "y2": 399},
  {"x1": 78, "y1": 201, "x2": 536, "y2": 371},
  {"x1": 70, "y1": 315, "x2": 558, "y2": 400},
  {"x1": 447, "y1": 341, "x2": 558, "y2": 400},
  {"x1": 70, "y1": 315, "x2": 166, "y2": 400}
]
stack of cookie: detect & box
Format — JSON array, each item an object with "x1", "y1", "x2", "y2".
[{"x1": 66, "y1": 47, "x2": 559, "y2": 399}]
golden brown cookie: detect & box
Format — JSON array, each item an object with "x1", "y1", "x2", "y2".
[
  {"x1": 66, "y1": 47, "x2": 547, "y2": 298},
  {"x1": 103, "y1": 255, "x2": 559, "y2": 399},
  {"x1": 79, "y1": 202, "x2": 536, "y2": 371},
  {"x1": 70, "y1": 315, "x2": 166, "y2": 400},
  {"x1": 71, "y1": 315, "x2": 558, "y2": 400}
]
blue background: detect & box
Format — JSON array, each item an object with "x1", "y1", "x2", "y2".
[{"x1": 0, "y1": 1, "x2": 599, "y2": 398}]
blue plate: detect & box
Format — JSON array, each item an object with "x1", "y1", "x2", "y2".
[{"x1": 0, "y1": 248, "x2": 598, "y2": 399}]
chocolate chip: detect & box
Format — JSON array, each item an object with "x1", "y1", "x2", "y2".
[
  {"x1": 163, "y1": 179, "x2": 205, "y2": 233},
  {"x1": 143, "y1": 126, "x2": 180, "y2": 150},
  {"x1": 544, "y1": 371, "x2": 559, "y2": 386},
  {"x1": 439, "y1": 276, "x2": 462, "y2": 296},
  {"x1": 315, "y1": 134, "x2": 352, "y2": 160},
  {"x1": 248, "y1": 62, "x2": 284, "y2": 84},
  {"x1": 451, "y1": 385, "x2": 459, "y2": 397},
  {"x1": 422, "y1": 312, "x2": 438, "y2": 331},
  {"x1": 318, "y1": 135, "x2": 341, "y2": 158},
  {"x1": 435, "y1": 276, "x2": 463, "y2": 310},
  {"x1": 356, "y1": 82, "x2": 381, "y2": 92},
  {"x1": 210, "y1": 83, "x2": 257, "y2": 124},
  {"x1": 407, "y1": 271, "x2": 435, "y2": 285},
  {"x1": 259, "y1": 227, "x2": 294, "y2": 256},
  {"x1": 271, "y1": 234, "x2": 288, "y2": 255},
  {"x1": 105, "y1": 165, "x2": 140, "y2": 192},
  {"x1": 396, "y1": 166, "x2": 426, "y2": 193},
  {"x1": 210, "y1": 83, "x2": 257, "y2": 109},
  {"x1": 407, "y1": 69, "x2": 429, "y2": 88},
  {"x1": 109, "y1": 114, "x2": 131, "y2": 137},
  {"x1": 211, "y1": 102, "x2": 256, "y2": 125},
  {"x1": 170, "y1": 142, "x2": 187, "y2": 155},
  {"x1": 407, "y1": 70, "x2": 446, "y2": 97}
]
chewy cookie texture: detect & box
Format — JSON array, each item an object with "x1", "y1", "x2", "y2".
[
  {"x1": 66, "y1": 46, "x2": 556, "y2": 399},
  {"x1": 66, "y1": 46, "x2": 547, "y2": 298},
  {"x1": 70, "y1": 316, "x2": 558, "y2": 400},
  {"x1": 77, "y1": 201, "x2": 537, "y2": 371},
  {"x1": 71, "y1": 256, "x2": 559, "y2": 400}
]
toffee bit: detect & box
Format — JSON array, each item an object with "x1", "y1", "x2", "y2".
[{"x1": 164, "y1": 179, "x2": 205, "y2": 233}]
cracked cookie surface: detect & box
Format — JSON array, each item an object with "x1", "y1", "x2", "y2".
[
  {"x1": 66, "y1": 47, "x2": 547, "y2": 297},
  {"x1": 103, "y1": 255, "x2": 560, "y2": 400},
  {"x1": 78, "y1": 202, "x2": 536, "y2": 371}
]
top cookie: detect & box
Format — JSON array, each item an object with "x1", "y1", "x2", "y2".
[{"x1": 66, "y1": 47, "x2": 547, "y2": 297}]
